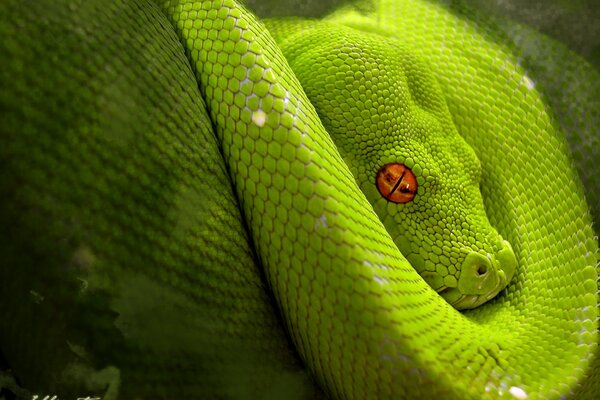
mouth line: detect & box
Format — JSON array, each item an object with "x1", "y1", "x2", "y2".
[
  {"x1": 438, "y1": 270, "x2": 508, "y2": 309},
  {"x1": 425, "y1": 240, "x2": 517, "y2": 310},
  {"x1": 451, "y1": 294, "x2": 480, "y2": 309}
]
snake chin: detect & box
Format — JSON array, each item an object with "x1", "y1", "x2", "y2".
[{"x1": 442, "y1": 240, "x2": 517, "y2": 310}]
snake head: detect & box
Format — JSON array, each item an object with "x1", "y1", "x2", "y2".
[
  {"x1": 435, "y1": 240, "x2": 517, "y2": 309},
  {"x1": 279, "y1": 23, "x2": 518, "y2": 310},
  {"x1": 387, "y1": 151, "x2": 518, "y2": 310}
]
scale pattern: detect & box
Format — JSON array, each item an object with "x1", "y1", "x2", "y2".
[
  {"x1": 0, "y1": 1, "x2": 321, "y2": 398},
  {"x1": 267, "y1": 19, "x2": 517, "y2": 310},
  {"x1": 0, "y1": 0, "x2": 597, "y2": 399}
]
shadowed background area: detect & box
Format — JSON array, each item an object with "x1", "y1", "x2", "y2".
[{"x1": 245, "y1": 0, "x2": 600, "y2": 70}]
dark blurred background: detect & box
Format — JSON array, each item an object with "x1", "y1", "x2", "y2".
[{"x1": 244, "y1": 0, "x2": 600, "y2": 70}]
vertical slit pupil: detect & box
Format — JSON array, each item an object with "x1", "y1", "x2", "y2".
[{"x1": 376, "y1": 163, "x2": 418, "y2": 204}]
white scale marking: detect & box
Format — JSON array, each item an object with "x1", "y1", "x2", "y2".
[
  {"x1": 251, "y1": 109, "x2": 266, "y2": 127},
  {"x1": 509, "y1": 386, "x2": 528, "y2": 399}
]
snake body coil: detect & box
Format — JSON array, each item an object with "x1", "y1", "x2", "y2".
[{"x1": 0, "y1": 0, "x2": 597, "y2": 399}]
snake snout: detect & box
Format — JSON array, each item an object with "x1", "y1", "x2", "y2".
[{"x1": 451, "y1": 240, "x2": 517, "y2": 309}]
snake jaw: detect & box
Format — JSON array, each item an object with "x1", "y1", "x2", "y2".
[
  {"x1": 448, "y1": 292, "x2": 482, "y2": 310},
  {"x1": 447, "y1": 240, "x2": 517, "y2": 310}
]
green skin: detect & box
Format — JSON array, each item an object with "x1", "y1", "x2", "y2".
[
  {"x1": 0, "y1": 0, "x2": 598, "y2": 399},
  {"x1": 268, "y1": 21, "x2": 517, "y2": 309}
]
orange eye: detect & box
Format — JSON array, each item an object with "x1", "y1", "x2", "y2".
[{"x1": 376, "y1": 163, "x2": 418, "y2": 203}]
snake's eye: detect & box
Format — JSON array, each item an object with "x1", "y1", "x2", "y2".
[{"x1": 376, "y1": 163, "x2": 418, "y2": 203}]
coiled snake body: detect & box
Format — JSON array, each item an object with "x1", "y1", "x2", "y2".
[{"x1": 0, "y1": 0, "x2": 598, "y2": 399}]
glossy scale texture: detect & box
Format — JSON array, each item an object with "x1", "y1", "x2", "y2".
[{"x1": 0, "y1": 0, "x2": 598, "y2": 399}]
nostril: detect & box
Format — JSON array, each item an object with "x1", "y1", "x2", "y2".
[{"x1": 459, "y1": 251, "x2": 495, "y2": 295}]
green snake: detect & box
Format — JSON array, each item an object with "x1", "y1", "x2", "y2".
[{"x1": 0, "y1": 0, "x2": 598, "y2": 399}]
